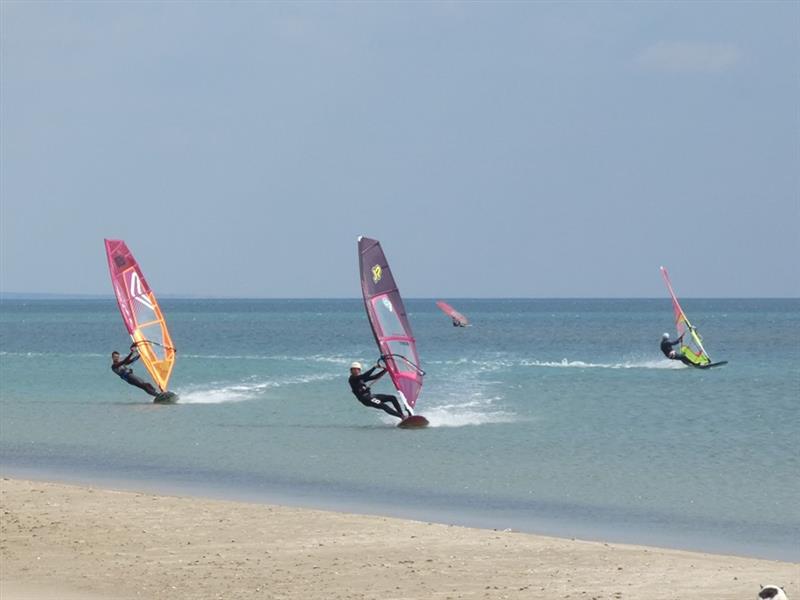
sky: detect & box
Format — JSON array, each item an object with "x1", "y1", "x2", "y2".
[{"x1": 1, "y1": 1, "x2": 798, "y2": 298}]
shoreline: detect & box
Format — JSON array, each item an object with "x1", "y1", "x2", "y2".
[
  {"x1": 3, "y1": 464, "x2": 797, "y2": 563},
  {"x1": 1, "y1": 477, "x2": 796, "y2": 600}
]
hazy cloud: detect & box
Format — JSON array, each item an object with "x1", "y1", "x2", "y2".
[
  {"x1": 635, "y1": 41, "x2": 742, "y2": 72},
  {"x1": 1, "y1": 3, "x2": 797, "y2": 297}
]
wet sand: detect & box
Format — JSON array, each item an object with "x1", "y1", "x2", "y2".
[{"x1": 1, "y1": 478, "x2": 796, "y2": 599}]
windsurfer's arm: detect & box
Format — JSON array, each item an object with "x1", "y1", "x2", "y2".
[
  {"x1": 121, "y1": 350, "x2": 139, "y2": 365},
  {"x1": 363, "y1": 367, "x2": 386, "y2": 382},
  {"x1": 359, "y1": 366, "x2": 378, "y2": 380}
]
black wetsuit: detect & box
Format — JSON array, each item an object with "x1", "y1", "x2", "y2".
[
  {"x1": 348, "y1": 366, "x2": 406, "y2": 419},
  {"x1": 660, "y1": 338, "x2": 681, "y2": 357},
  {"x1": 112, "y1": 352, "x2": 158, "y2": 396}
]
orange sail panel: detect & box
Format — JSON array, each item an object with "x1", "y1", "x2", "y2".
[{"x1": 105, "y1": 239, "x2": 176, "y2": 391}]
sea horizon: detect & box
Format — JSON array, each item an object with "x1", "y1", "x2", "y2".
[{"x1": 2, "y1": 293, "x2": 799, "y2": 300}]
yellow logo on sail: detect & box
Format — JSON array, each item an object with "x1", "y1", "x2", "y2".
[{"x1": 372, "y1": 265, "x2": 382, "y2": 284}]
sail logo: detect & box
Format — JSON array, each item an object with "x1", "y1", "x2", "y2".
[
  {"x1": 372, "y1": 265, "x2": 382, "y2": 284},
  {"x1": 128, "y1": 271, "x2": 155, "y2": 311}
]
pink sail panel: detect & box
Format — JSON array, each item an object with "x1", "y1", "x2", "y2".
[
  {"x1": 105, "y1": 239, "x2": 176, "y2": 392},
  {"x1": 436, "y1": 300, "x2": 469, "y2": 326},
  {"x1": 358, "y1": 236, "x2": 423, "y2": 410},
  {"x1": 659, "y1": 266, "x2": 688, "y2": 338}
]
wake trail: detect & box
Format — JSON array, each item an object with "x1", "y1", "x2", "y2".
[
  {"x1": 520, "y1": 358, "x2": 685, "y2": 370},
  {"x1": 177, "y1": 373, "x2": 339, "y2": 404},
  {"x1": 422, "y1": 397, "x2": 519, "y2": 428},
  {"x1": 428, "y1": 357, "x2": 683, "y2": 371},
  {"x1": 378, "y1": 395, "x2": 518, "y2": 428}
]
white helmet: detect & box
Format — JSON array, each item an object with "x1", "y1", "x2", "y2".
[
  {"x1": 662, "y1": 333, "x2": 670, "y2": 339},
  {"x1": 350, "y1": 361, "x2": 362, "y2": 370}
]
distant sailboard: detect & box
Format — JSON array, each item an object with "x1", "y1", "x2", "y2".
[
  {"x1": 358, "y1": 236, "x2": 428, "y2": 428},
  {"x1": 436, "y1": 300, "x2": 469, "y2": 327},
  {"x1": 105, "y1": 239, "x2": 178, "y2": 401},
  {"x1": 660, "y1": 266, "x2": 727, "y2": 369}
]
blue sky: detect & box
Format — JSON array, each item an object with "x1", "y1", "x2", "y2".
[{"x1": 1, "y1": 1, "x2": 798, "y2": 297}]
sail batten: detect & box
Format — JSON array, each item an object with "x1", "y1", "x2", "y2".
[
  {"x1": 358, "y1": 236, "x2": 423, "y2": 410},
  {"x1": 105, "y1": 239, "x2": 176, "y2": 392}
]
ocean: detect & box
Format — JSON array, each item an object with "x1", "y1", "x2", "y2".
[{"x1": 1, "y1": 298, "x2": 798, "y2": 560}]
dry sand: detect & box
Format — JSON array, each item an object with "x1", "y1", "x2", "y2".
[{"x1": 1, "y1": 478, "x2": 796, "y2": 599}]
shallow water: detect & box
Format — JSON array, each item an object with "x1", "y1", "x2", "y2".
[{"x1": 1, "y1": 298, "x2": 798, "y2": 559}]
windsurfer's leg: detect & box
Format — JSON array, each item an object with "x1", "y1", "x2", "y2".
[
  {"x1": 374, "y1": 394, "x2": 405, "y2": 419},
  {"x1": 392, "y1": 395, "x2": 412, "y2": 417},
  {"x1": 127, "y1": 376, "x2": 158, "y2": 397}
]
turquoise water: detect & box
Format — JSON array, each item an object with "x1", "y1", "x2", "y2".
[{"x1": 1, "y1": 298, "x2": 798, "y2": 560}]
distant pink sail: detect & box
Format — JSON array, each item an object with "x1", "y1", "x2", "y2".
[
  {"x1": 105, "y1": 239, "x2": 176, "y2": 392},
  {"x1": 358, "y1": 236, "x2": 424, "y2": 411},
  {"x1": 436, "y1": 300, "x2": 469, "y2": 326}
]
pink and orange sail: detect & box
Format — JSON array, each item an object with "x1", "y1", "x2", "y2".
[
  {"x1": 358, "y1": 236, "x2": 424, "y2": 413},
  {"x1": 105, "y1": 239, "x2": 176, "y2": 392},
  {"x1": 436, "y1": 300, "x2": 469, "y2": 326}
]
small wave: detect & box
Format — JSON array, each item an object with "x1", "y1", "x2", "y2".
[
  {"x1": 520, "y1": 358, "x2": 684, "y2": 370},
  {"x1": 267, "y1": 354, "x2": 351, "y2": 365},
  {"x1": 428, "y1": 357, "x2": 513, "y2": 368},
  {"x1": 0, "y1": 351, "x2": 106, "y2": 358},
  {"x1": 182, "y1": 354, "x2": 272, "y2": 361}
]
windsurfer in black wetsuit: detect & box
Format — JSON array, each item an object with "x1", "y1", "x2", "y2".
[
  {"x1": 348, "y1": 361, "x2": 408, "y2": 420},
  {"x1": 111, "y1": 345, "x2": 158, "y2": 397},
  {"x1": 660, "y1": 332, "x2": 693, "y2": 366}
]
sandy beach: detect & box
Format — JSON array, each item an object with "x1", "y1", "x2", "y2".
[{"x1": 0, "y1": 478, "x2": 795, "y2": 599}]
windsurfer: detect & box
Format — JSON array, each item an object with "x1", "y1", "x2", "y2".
[
  {"x1": 348, "y1": 361, "x2": 408, "y2": 420},
  {"x1": 660, "y1": 332, "x2": 693, "y2": 366},
  {"x1": 111, "y1": 345, "x2": 158, "y2": 397}
]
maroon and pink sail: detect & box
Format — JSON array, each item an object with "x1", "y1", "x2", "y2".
[
  {"x1": 105, "y1": 239, "x2": 176, "y2": 392},
  {"x1": 436, "y1": 300, "x2": 469, "y2": 326},
  {"x1": 358, "y1": 236, "x2": 424, "y2": 412}
]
